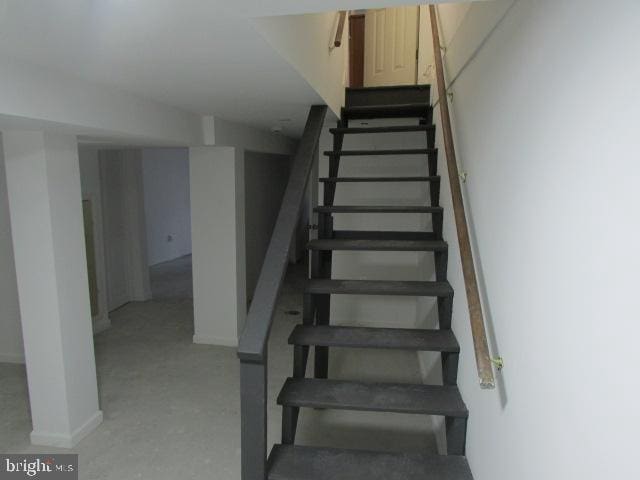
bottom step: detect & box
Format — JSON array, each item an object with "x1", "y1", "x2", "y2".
[{"x1": 268, "y1": 445, "x2": 473, "y2": 480}]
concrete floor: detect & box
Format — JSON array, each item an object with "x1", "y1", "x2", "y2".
[{"x1": 0, "y1": 256, "x2": 435, "y2": 479}]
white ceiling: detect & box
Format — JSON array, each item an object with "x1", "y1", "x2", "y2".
[{"x1": 0, "y1": 0, "x2": 461, "y2": 137}]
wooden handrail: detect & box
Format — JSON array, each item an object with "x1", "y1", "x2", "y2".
[
  {"x1": 334, "y1": 11, "x2": 347, "y2": 47},
  {"x1": 429, "y1": 5, "x2": 495, "y2": 389}
]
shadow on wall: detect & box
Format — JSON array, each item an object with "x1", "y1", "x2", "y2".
[
  {"x1": 0, "y1": 133, "x2": 24, "y2": 364},
  {"x1": 244, "y1": 150, "x2": 292, "y2": 304}
]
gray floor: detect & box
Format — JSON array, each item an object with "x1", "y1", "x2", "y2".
[{"x1": 0, "y1": 256, "x2": 435, "y2": 479}]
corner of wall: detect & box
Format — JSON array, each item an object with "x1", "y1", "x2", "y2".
[
  {"x1": 92, "y1": 315, "x2": 111, "y2": 335},
  {"x1": 251, "y1": 12, "x2": 346, "y2": 116}
]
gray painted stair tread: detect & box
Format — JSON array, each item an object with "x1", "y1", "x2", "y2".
[
  {"x1": 268, "y1": 445, "x2": 473, "y2": 480},
  {"x1": 329, "y1": 125, "x2": 435, "y2": 134},
  {"x1": 277, "y1": 378, "x2": 468, "y2": 417},
  {"x1": 308, "y1": 239, "x2": 447, "y2": 252},
  {"x1": 344, "y1": 104, "x2": 430, "y2": 118},
  {"x1": 288, "y1": 325, "x2": 459, "y2": 352},
  {"x1": 346, "y1": 84, "x2": 430, "y2": 91},
  {"x1": 324, "y1": 148, "x2": 435, "y2": 156},
  {"x1": 315, "y1": 205, "x2": 442, "y2": 213},
  {"x1": 345, "y1": 85, "x2": 431, "y2": 109},
  {"x1": 333, "y1": 230, "x2": 439, "y2": 241},
  {"x1": 305, "y1": 279, "x2": 453, "y2": 297},
  {"x1": 319, "y1": 176, "x2": 439, "y2": 183}
]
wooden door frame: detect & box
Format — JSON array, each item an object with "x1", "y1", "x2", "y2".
[{"x1": 348, "y1": 13, "x2": 365, "y2": 88}]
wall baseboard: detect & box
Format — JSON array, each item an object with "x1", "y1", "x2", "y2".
[
  {"x1": 30, "y1": 410, "x2": 103, "y2": 448},
  {"x1": 0, "y1": 352, "x2": 25, "y2": 364},
  {"x1": 193, "y1": 334, "x2": 238, "y2": 347},
  {"x1": 149, "y1": 252, "x2": 193, "y2": 268}
]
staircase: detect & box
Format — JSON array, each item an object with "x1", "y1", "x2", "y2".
[{"x1": 266, "y1": 85, "x2": 473, "y2": 479}]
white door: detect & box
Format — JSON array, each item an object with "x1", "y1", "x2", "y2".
[{"x1": 364, "y1": 6, "x2": 419, "y2": 87}]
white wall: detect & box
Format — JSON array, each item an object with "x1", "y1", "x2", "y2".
[
  {"x1": 206, "y1": 115, "x2": 303, "y2": 264},
  {"x1": 0, "y1": 56, "x2": 202, "y2": 146},
  {"x1": 203, "y1": 116, "x2": 297, "y2": 155},
  {"x1": 0, "y1": 1, "x2": 477, "y2": 145},
  {"x1": 419, "y1": 1, "x2": 639, "y2": 478},
  {"x1": 78, "y1": 147, "x2": 111, "y2": 333},
  {"x1": 418, "y1": 2, "x2": 476, "y2": 86},
  {"x1": 244, "y1": 151, "x2": 291, "y2": 302},
  {"x1": 0, "y1": 134, "x2": 23, "y2": 363},
  {"x1": 142, "y1": 148, "x2": 192, "y2": 266},
  {"x1": 253, "y1": 12, "x2": 347, "y2": 116}
]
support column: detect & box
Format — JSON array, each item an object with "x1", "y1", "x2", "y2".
[
  {"x1": 190, "y1": 146, "x2": 246, "y2": 346},
  {"x1": 3, "y1": 131, "x2": 102, "y2": 447}
]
